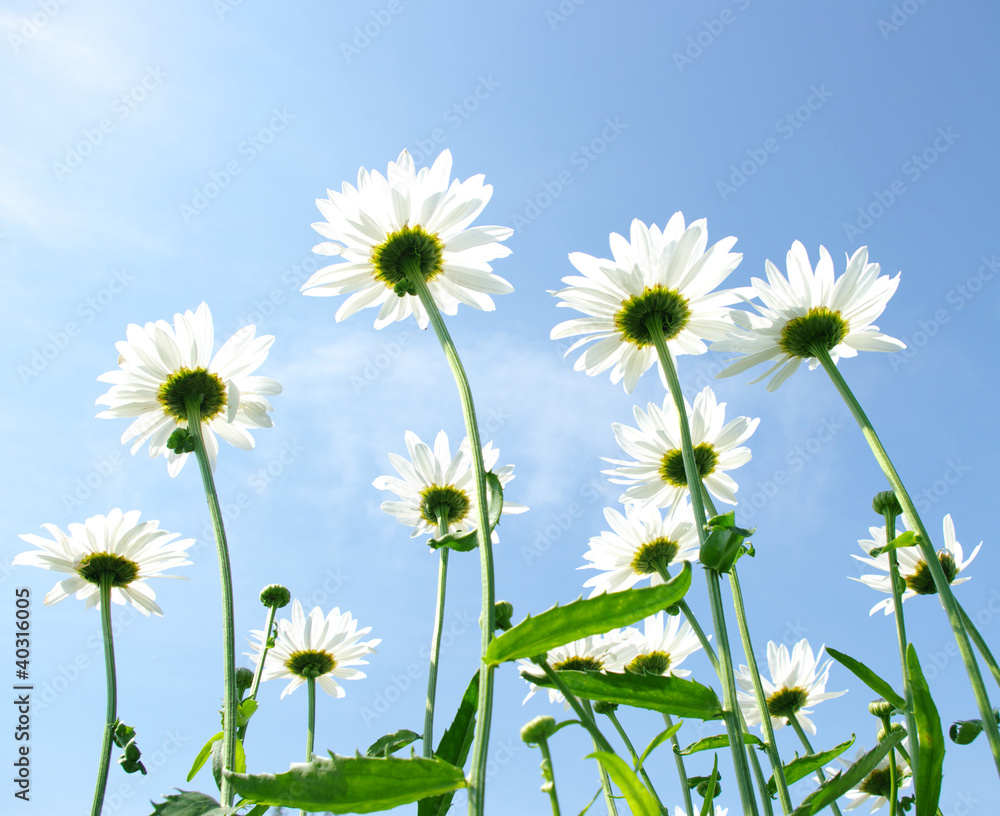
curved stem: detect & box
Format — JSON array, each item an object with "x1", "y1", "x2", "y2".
[
  {"x1": 301, "y1": 677, "x2": 317, "y2": 816},
  {"x1": 186, "y1": 399, "x2": 238, "y2": 807},
  {"x1": 90, "y1": 577, "x2": 117, "y2": 816},
  {"x1": 537, "y1": 738, "x2": 563, "y2": 816},
  {"x1": 605, "y1": 709, "x2": 664, "y2": 809},
  {"x1": 814, "y1": 347, "x2": 1000, "y2": 775},
  {"x1": 424, "y1": 516, "x2": 451, "y2": 758},
  {"x1": 239, "y1": 603, "x2": 278, "y2": 744},
  {"x1": 663, "y1": 713, "x2": 694, "y2": 816},
  {"x1": 582, "y1": 700, "x2": 620, "y2": 816},
  {"x1": 957, "y1": 602, "x2": 1000, "y2": 690},
  {"x1": 531, "y1": 660, "x2": 616, "y2": 755},
  {"x1": 789, "y1": 713, "x2": 843, "y2": 816}
]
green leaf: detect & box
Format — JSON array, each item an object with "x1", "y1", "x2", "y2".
[
  {"x1": 112, "y1": 720, "x2": 147, "y2": 775},
  {"x1": 949, "y1": 710, "x2": 999, "y2": 745},
  {"x1": 870, "y1": 531, "x2": 916, "y2": 558},
  {"x1": 237, "y1": 699, "x2": 258, "y2": 728},
  {"x1": 486, "y1": 564, "x2": 691, "y2": 665},
  {"x1": 149, "y1": 789, "x2": 237, "y2": 815},
  {"x1": 675, "y1": 732, "x2": 764, "y2": 756},
  {"x1": 767, "y1": 735, "x2": 856, "y2": 794},
  {"x1": 636, "y1": 722, "x2": 682, "y2": 771},
  {"x1": 790, "y1": 729, "x2": 905, "y2": 816},
  {"x1": 523, "y1": 668, "x2": 722, "y2": 720},
  {"x1": 427, "y1": 473, "x2": 503, "y2": 552},
  {"x1": 587, "y1": 752, "x2": 660, "y2": 816},
  {"x1": 366, "y1": 729, "x2": 422, "y2": 758},
  {"x1": 244, "y1": 806, "x2": 269, "y2": 816},
  {"x1": 210, "y1": 737, "x2": 246, "y2": 789},
  {"x1": 907, "y1": 645, "x2": 944, "y2": 816},
  {"x1": 187, "y1": 732, "x2": 223, "y2": 782},
  {"x1": 576, "y1": 787, "x2": 602, "y2": 816},
  {"x1": 419, "y1": 671, "x2": 480, "y2": 816},
  {"x1": 826, "y1": 647, "x2": 906, "y2": 711},
  {"x1": 226, "y1": 753, "x2": 467, "y2": 813},
  {"x1": 699, "y1": 755, "x2": 720, "y2": 815}
]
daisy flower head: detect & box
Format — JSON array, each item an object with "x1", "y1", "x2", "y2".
[
  {"x1": 247, "y1": 599, "x2": 380, "y2": 699},
  {"x1": 603, "y1": 386, "x2": 758, "y2": 508},
  {"x1": 714, "y1": 241, "x2": 905, "y2": 391},
  {"x1": 850, "y1": 514, "x2": 980, "y2": 616},
  {"x1": 14, "y1": 509, "x2": 193, "y2": 616},
  {"x1": 372, "y1": 430, "x2": 527, "y2": 541},
  {"x1": 579, "y1": 501, "x2": 699, "y2": 598},
  {"x1": 551, "y1": 213, "x2": 744, "y2": 394},
  {"x1": 96, "y1": 302, "x2": 282, "y2": 477},
  {"x1": 619, "y1": 611, "x2": 705, "y2": 677},
  {"x1": 303, "y1": 149, "x2": 513, "y2": 328},
  {"x1": 517, "y1": 633, "x2": 630, "y2": 708},
  {"x1": 830, "y1": 744, "x2": 911, "y2": 813},
  {"x1": 736, "y1": 639, "x2": 846, "y2": 736}
]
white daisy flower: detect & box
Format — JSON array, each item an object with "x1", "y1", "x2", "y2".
[
  {"x1": 714, "y1": 241, "x2": 905, "y2": 391},
  {"x1": 517, "y1": 633, "x2": 630, "y2": 708},
  {"x1": 829, "y1": 744, "x2": 911, "y2": 813},
  {"x1": 14, "y1": 509, "x2": 192, "y2": 616},
  {"x1": 603, "y1": 386, "x2": 758, "y2": 508},
  {"x1": 372, "y1": 430, "x2": 526, "y2": 541},
  {"x1": 579, "y1": 501, "x2": 699, "y2": 597},
  {"x1": 850, "y1": 514, "x2": 980, "y2": 616},
  {"x1": 247, "y1": 599, "x2": 380, "y2": 699},
  {"x1": 96, "y1": 302, "x2": 282, "y2": 477},
  {"x1": 736, "y1": 639, "x2": 846, "y2": 736},
  {"x1": 551, "y1": 214, "x2": 745, "y2": 394},
  {"x1": 303, "y1": 149, "x2": 513, "y2": 328},
  {"x1": 619, "y1": 612, "x2": 705, "y2": 677}
]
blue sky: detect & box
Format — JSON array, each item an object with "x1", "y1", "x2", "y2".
[{"x1": 3, "y1": 1, "x2": 999, "y2": 813}]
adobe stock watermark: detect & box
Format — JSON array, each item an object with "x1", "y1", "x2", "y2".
[
  {"x1": 716, "y1": 84, "x2": 833, "y2": 202},
  {"x1": 545, "y1": 0, "x2": 587, "y2": 31},
  {"x1": 179, "y1": 107, "x2": 295, "y2": 224},
  {"x1": 213, "y1": 0, "x2": 250, "y2": 21},
  {"x1": 842, "y1": 125, "x2": 959, "y2": 241},
  {"x1": 340, "y1": 0, "x2": 402, "y2": 62},
  {"x1": 61, "y1": 450, "x2": 126, "y2": 512},
  {"x1": 51, "y1": 67, "x2": 167, "y2": 181},
  {"x1": 7, "y1": 0, "x2": 72, "y2": 53},
  {"x1": 912, "y1": 458, "x2": 970, "y2": 515},
  {"x1": 405, "y1": 74, "x2": 501, "y2": 166},
  {"x1": 877, "y1": 0, "x2": 931, "y2": 40},
  {"x1": 672, "y1": 0, "x2": 752, "y2": 73},
  {"x1": 509, "y1": 117, "x2": 628, "y2": 232}
]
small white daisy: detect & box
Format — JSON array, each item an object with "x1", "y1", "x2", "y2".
[
  {"x1": 551, "y1": 214, "x2": 744, "y2": 394},
  {"x1": 850, "y1": 514, "x2": 980, "y2": 616},
  {"x1": 303, "y1": 149, "x2": 514, "y2": 328},
  {"x1": 517, "y1": 633, "x2": 630, "y2": 708},
  {"x1": 714, "y1": 242, "x2": 905, "y2": 391},
  {"x1": 736, "y1": 639, "x2": 846, "y2": 736},
  {"x1": 619, "y1": 612, "x2": 705, "y2": 677},
  {"x1": 14, "y1": 509, "x2": 192, "y2": 616},
  {"x1": 829, "y1": 744, "x2": 911, "y2": 813},
  {"x1": 96, "y1": 302, "x2": 282, "y2": 477},
  {"x1": 247, "y1": 599, "x2": 380, "y2": 699},
  {"x1": 603, "y1": 386, "x2": 758, "y2": 508}
]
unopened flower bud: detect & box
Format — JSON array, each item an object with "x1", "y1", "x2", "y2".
[
  {"x1": 520, "y1": 715, "x2": 557, "y2": 745},
  {"x1": 495, "y1": 601, "x2": 514, "y2": 632},
  {"x1": 877, "y1": 722, "x2": 905, "y2": 742},
  {"x1": 593, "y1": 701, "x2": 619, "y2": 715},
  {"x1": 872, "y1": 491, "x2": 903, "y2": 519},
  {"x1": 868, "y1": 698, "x2": 896, "y2": 719},
  {"x1": 235, "y1": 667, "x2": 255, "y2": 698},
  {"x1": 260, "y1": 584, "x2": 291, "y2": 609}
]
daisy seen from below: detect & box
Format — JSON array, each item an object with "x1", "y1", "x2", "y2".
[
  {"x1": 373, "y1": 429, "x2": 526, "y2": 541},
  {"x1": 302, "y1": 149, "x2": 513, "y2": 328},
  {"x1": 828, "y1": 744, "x2": 911, "y2": 813},
  {"x1": 603, "y1": 386, "x2": 758, "y2": 508},
  {"x1": 14, "y1": 508, "x2": 193, "y2": 616},
  {"x1": 736, "y1": 639, "x2": 846, "y2": 736},
  {"x1": 96, "y1": 302, "x2": 282, "y2": 477},
  {"x1": 247, "y1": 599, "x2": 380, "y2": 699},
  {"x1": 619, "y1": 611, "x2": 705, "y2": 677},
  {"x1": 550, "y1": 213, "x2": 744, "y2": 393},
  {"x1": 579, "y1": 500, "x2": 699, "y2": 597},
  {"x1": 518, "y1": 633, "x2": 630, "y2": 708},
  {"x1": 714, "y1": 241, "x2": 905, "y2": 391},
  {"x1": 851, "y1": 513, "x2": 980, "y2": 616}
]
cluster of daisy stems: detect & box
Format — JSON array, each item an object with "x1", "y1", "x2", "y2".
[{"x1": 16, "y1": 150, "x2": 1000, "y2": 816}]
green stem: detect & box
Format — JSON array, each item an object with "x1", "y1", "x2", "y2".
[
  {"x1": 789, "y1": 713, "x2": 843, "y2": 816},
  {"x1": 537, "y1": 738, "x2": 563, "y2": 816},
  {"x1": 663, "y1": 714, "x2": 694, "y2": 816},
  {"x1": 814, "y1": 347, "x2": 1000, "y2": 775},
  {"x1": 957, "y1": 601, "x2": 1000, "y2": 690},
  {"x1": 90, "y1": 576, "x2": 117, "y2": 816},
  {"x1": 583, "y1": 700, "x2": 619, "y2": 816},
  {"x1": 886, "y1": 739, "x2": 900, "y2": 816},
  {"x1": 185, "y1": 399, "x2": 239, "y2": 807},
  {"x1": 424, "y1": 516, "x2": 451, "y2": 759},
  {"x1": 301, "y1": 677, "x2": 316, "y2": 816},
  {"x1": 239, "y1": 603, "x2": 278, "y2": 743},
  {"x1": 402, "y1": 259, "x2": 497, "y2": 816},
  {"x1": 531, "y1": 660, "x2": 615, "y2": 755},
  {"x1": 605, "y1": 709, "x2": 664, "y2": 810}
]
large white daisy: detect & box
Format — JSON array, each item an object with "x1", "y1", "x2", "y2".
[
  {"x1": 517, "y1": 633, "x2": 631, "y2": 708},
  {"x1": 372, "y1": 430, "x2": 526, "y2": 541},
  {"x1": 579, "y1": 501, "x2": 699, "y2": 597},
  {"x1": 303, "y1": 149, "x2": 513, "y2": 328},
  {"x1": 603, "y1": 386, "x2": 758, "y2": 508},
  {"x1": 247, "y1": 599, "x2": 380, "y2": 699},
  {"x1": 736, "y1": 639, "x2": 846, "y2": 736},
  {"x1": 96, "y1": 302, "x2": 282, "y2": 477},
  {"x1": 850, "y1": 514, "x2": 980, "y2": 616},
  {"x1": 619, "y1": 611, "x2": 705, "y2": 678},
  {"x1": 714, "y1": 242, "x2": 905, "y2": 391},
  {"x1": 14, "y1": 509, "x2": 193, "y2": 616}
]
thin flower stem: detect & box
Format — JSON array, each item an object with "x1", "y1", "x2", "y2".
[
  {"x1": 185, "y1": 398, "x2": 239, "y2": 807},
  {"x1": 402, "y1": 259, "x2": 496, "y2": 816},
  {"x1": 957, "y1": 602, "x2": 1000, "y2": 690},
  {"x1": 814, "y1": 347, "x2": 1000, "y2": 775},
  {"x1": 887, "y1": 743, "x2": 899, "y2": 816},
  {"x1": 424, "y1": 516, "x2": 451, "y2": 759},
  {"x1": 582, "y1": 700, "x2": 619, "y2": 816},
  {"x1": 90, "y1": 577, "x2": 117, "y2": 816},
  {"x1": 788, "y1": 713, "x2": 843, "y2": 816},
  {"x1": 239, "y1": 603, "x2": 279, "y2": 744},
  {"x1": 301, "y1": 677, "x2": 317, "y2": 816},
  {"x1": 648, "y1": 318, "x2": 759, "y2": 816},
  {"x1": 536, "y1": 738, "x2": 563, "y2": 816},
  {"x1": 530, "y1": 660, "x2": 616, "y2": 755},
  {"x1": 663, "y1": 713, "x2": 694, "y2": 816},
  {"x1": 604, "y1": 709, "x2": 665, "y2": 809}
]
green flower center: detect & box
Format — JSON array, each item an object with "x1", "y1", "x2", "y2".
[
  {"x1": 778, "y1": 306, "x2": 849, "y2": 359},
  {"x1": 419, "y1": 485, "x2": 471, "y2": 527},
  {"x1": 659, "y1": 443, "x2": 719, "y2": 488},
  {"x1": 157, "y1": 367, "x2": 228, "y2": 422},
  {"x1": 285, "y1": 649, "x2": 336, "y2": 679},
  {"x1": 613, "y1": 286, "x2": 692, "y2": 347},
  {"x1": 371, "y1": 225, "x2": 445, "y2": 289},
  {"x1": 906, "y1": 551, "x2": 959, "y2": 595},
  {"x1": 553, "y1": 656, "x2": 603, "y2": 672},
  {"x1": 766, "y1": 686, "x2": 809, "y2": 719},
  {"x1": 630, "y1": 537, "x2": 680, "y2": 576},
  {"x1": 627, "y1": 651, "x2": 671, "y2": 676},
  {"x1": 77, "y1": 552, "x2": 141, "y2": 588},
  {"x1": 859, "y1": 765, "x2": 895, "y2": 798}
]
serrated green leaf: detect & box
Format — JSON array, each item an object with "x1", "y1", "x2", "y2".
[
  {"x1": 907, "y1": 645, "x2": 944, "y2": 816},
  {"x1": 210, "y1": 737, "x2": 245, "y2": 790},
  {"x1": 870, "y1": 531, "x2": 916, "y2": 557},
  {"x1": 419, "y1": 671, "x2": 480, "y2": 816},
  {"x1": 226, "y1": 754, "x2": 466, "y2": 813},
  {"x1": 523, "y1": 668, "x2": 722, "y2": 720},
  {"x1": 113, "y1": 720, "x2": 147, "y2": 775},
  {"x1": 366, "y1": 729, "x2": 422, "y2": 758},
  {"x1": 636, "y1": 722, "x2": 682, "y2": 771},
  {"x1": 149, "y1": 789, "x2": 237, "y2": 815},
  {"x1": 486, "y1": 564, "x2": 691, "y2": 665},
  {"x1": 699, "y1": 754, "x2": 720, "y2": 815},
  {"x1": 826, "y1": 647, "x2": 906, "y2": 711},
  {"x1": 767, "y1": 735, "x2": 855, "y2": 794},
  {"x1": 427, "y1": 474, "x2": 503, "y2": 552},
  {"x1": 187, "y1": 732, "x2": 223, "y2": 782},
  {"x1": 237, "y1": 699, "x2": 258, "y2": 728},
  {"x1": 675, "y1": 732, "x2": 764, "y2": 756},
  {"x1": 949, "y1": 709, "x2": 999, "y2": 745},
  {"x1": 588, "y1": 752, "x2": 660, "y2": 816}
]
